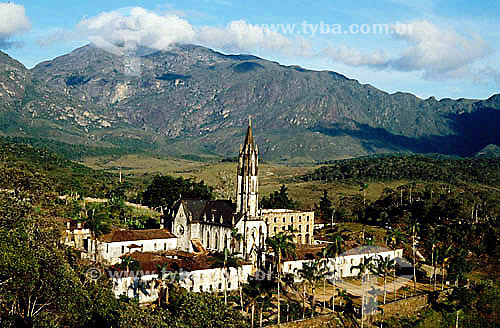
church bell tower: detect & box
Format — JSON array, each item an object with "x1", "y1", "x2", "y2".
[{"x1": 236, "y1": 118, "x2": 259, "y2": 217}]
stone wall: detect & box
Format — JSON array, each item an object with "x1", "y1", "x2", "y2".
[
  {"x1": 268, "y1": 314, "x2": 339, "y2": 328},
  {"x1": 380, "y1": 293, "x2": 428, "y2": 317}
]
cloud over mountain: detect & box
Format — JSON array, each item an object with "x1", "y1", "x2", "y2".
[{"x1": 0, "y1": 2, "x2": 31, "y2": 49}]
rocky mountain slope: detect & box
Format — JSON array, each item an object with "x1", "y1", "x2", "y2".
[{"x1": 1, "y1": 44, "x2": 499, "y2": 162}]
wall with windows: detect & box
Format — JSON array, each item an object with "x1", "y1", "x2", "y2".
[
  {"x1": 95, "y1": 238, "x2": 178, "y2": 264},
  {"x1": 261, "y1": 209, "x2": 314, "y2": 245}
]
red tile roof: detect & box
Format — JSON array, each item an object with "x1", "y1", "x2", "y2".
[{"x1": 99, "y1": 229, "x2": 176, "y2": 243}]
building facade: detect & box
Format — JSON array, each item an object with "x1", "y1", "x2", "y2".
[
  {"x1": 164, "y1": 120, "x2": 314, "y2": 266},
  {"x1": 261, "y1": 209, "x2": 315, "y2": 245},
  {"x1": 90, "y1": 229, "x2": 178, "y2": 264}
]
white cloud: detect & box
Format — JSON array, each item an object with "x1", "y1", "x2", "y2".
[
  {"x1": 40, "y1": 9, "x2": 311, "y2": 58},
  {"x1": 0, "y1": 2, "x2": 31, "y2": 48},
  {"x1": 390, "y1": 20, "x2": 492, "y2": 79},
  {"x1": 322, "y1": 45, "x2": 391, "y2": 68},
  {"x1": 196, "y1": 20, "x2": 308, "y2": 56},
  {"x1": 324, "y1": 20, "x2": 494, "y2": 82},
  {"x1": 76, "y1": 7, "x2": 195, "y2": 55}
]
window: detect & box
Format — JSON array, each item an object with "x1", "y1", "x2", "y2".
[
  {"x1": 291, "y1": 216, "x2": 294, "y2": 222},
  {"x1": 299, "y1": 225, "x2": 302, "y2": 231},
  {"x1": 164, "y1": 243, "x2": 167, "y2": 250},
  {"x1": 121, "y1": 245, "x2": 124, "y2": 254},
  {"x1": 274, "y1": 227, "x2": 277, "y2": 233},
  {"x1": 306, "y1": 225, "x2": 309, "y2": 232},
  {"x1": 228, "y1": 282, "x2": 231, "y2": 289},
  {"x1": 218, "y1": 283, "x2": 222, "y2": 290},
  {"x1": 306, "y1": 216, "x2": 310, "y2": 222},
  {"x1": 283, "y1": 217, "x2": 286, "y2": 223},
  {"x1": 154, "y1": 243, "x2": 157, "y2": 250},
  {"x1": 106, "y1": 244, "x2": 109, "y2": 253},
  {"x1": 274, "y1": 217, "x2": 277, "y2": 223},
  {"x1": 299, "y1": 216, "x2": 302, "y2": 222}
]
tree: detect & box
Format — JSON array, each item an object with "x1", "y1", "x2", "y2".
[
  {"x1": 317, "y1": 190, "x2": 334, "y2": 225},
  {"x1": 386, "y1": 228, "x2": 406, "y2": 299},
  {"x1": 351, "y1": 256, "x2": 374, "y2": 328},
  {"x1": 437, "y1": 244, "x2": 453, "y2": 291},
  {"x1": 408, "y1": 219, "x2": 420, "y2": 293},
  {"x1": 372, "y1": 255, "x2": 395, "y2": 305},
  {"x1": 360, "y1": 183, "x2": 368, "y2": 206},
  {"x1": 231, "y1": 228, "x2": 243, "y2": 255},
  {"x1": 142, "y1": 175, "x2": 214, "y2": 209},
  {"x1": 324, "y1": 231, "x2": 344, "y2": 312},
  {"x1": 0, "y1": 194, "x2": 88, "y2": 326},
  {"x1": 260, "y1": 185, "x2": 296, "y2": 209},
  {"x1": 266, "y1": 232, "x2": 296, "y2": 325},
  {"x1": 448, "y1": 250, "x2": 473, "y2": 287},
  {"x1": 296, "y1": 259, "x2": 327, "y2": 318}
]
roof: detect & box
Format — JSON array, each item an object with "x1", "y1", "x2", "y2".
[
  {"x1": 244, "y1": 119, "x2": 254, "y2": 149},
  {"x1": 260, "y1": 209, "x2": 314, "y2": 214},
  {"x1": 127, "y1": 251, "x2": 249, "y2": 272},
  {"x1": 340, "y1": 245, "x2": 393, "y2": 256},
  {"x1": 175, "y1": 199, "x2": 242, "y2": 227},
  {"x1": 99, "y1": 229, "x2": 176, "y2": 243}
]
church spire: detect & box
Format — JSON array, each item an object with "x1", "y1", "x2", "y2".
[{"x1": 236, "y1": 118, "x2": 259, "y2": 217}]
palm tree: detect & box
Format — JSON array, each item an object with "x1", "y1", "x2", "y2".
[
  {"x1": 210, "y1": 249, "x2": 242, "y2": 306},
  {"x1": 360, "y1": 183, "x2": 368, "y2": 206},
  {"x1": 231, "y1": 228, "x2": 243, "y2": 254},
  {"x1": 437, "y1": 244, "x2": 452, "y2": 290},
  {"x1": 296, "y1": 259, "x2": 327, "y2": 318},
  {"x1": 257, "y1": 294, "x2": 272, "y2": 327},
  {"x1": 155, "y1": 263, "x2": 171, "y2": 306},
  {"x1": 266, "y1": 232, "x2": 296, "y2": 325},
  {"x1": 408, "y1": 219, "x2": 420, "y2": 293},
  {"x1": 386, "y1": 228, "x2": 406, "y2": 299},
  {"x1": 325, "y1": 232, "x2": 344, "y2": 312},
  {"x1": 244, "y1": 280, "x2": 266, "y2": 328},
  {"x1": 86, "y1": 204, "x2": 111, "y2": 261},
  {"x1": 351, "y1": 256, "x2": 374, "y2": 328},
  {"x1": 372, "y1": 255, "x2": 394, "y2": 305}
]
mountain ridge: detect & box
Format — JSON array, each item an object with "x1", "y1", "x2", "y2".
[{"x1": 1, "y1": 43, "x2": 499, "y2": 162}]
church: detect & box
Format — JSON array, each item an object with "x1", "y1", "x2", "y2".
[{"x1": 163, "y1": 120, "x2": 314, "y2": 264}]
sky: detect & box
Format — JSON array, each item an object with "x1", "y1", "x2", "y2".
[{"x1": 1, "y1": 0, "x2": 499, "y2": 100}]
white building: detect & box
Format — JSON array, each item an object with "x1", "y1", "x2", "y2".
[
  {"x1": 62, "y1": 219, "x2": 91, "y2": 250},
  {"x1": 164, "y1": 121, "x2": 267, "y2": 265},
  {"x1": 90, "y1": 229, "x2": 178, "y2": 264},
  {"x1": 111, "y1": 251, "x2": 253, "y2": 303},
  {"x1": 283, "y1": 246, "x2": 404, "y2": 281}
]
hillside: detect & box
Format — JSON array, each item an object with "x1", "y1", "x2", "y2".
[
  {"x1": 300, "y1": 154, "x2": 500, "y2": 187},
  {"x1": 0, "y1": 138, "x2": 118, "y2": 196},
  {"x1": 1, "y1": 44, "x2": 500, "y2": 162}
]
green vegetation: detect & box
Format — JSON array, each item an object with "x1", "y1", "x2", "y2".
[
  {"x1": 0, "y1": 138, "x2": 121, "y2": 197},
  {"x1": 141, "y1": 175, "x2": 214, "y2": 208},
  {"x1": 302, "y1": 154, "x2": 500, "y2": 186},
  {"x1": 260, "y1": 184, "x2": 297, "y2": 209},
  {"x1": 0, "y1": 136, "x2": 138, "y2": 161}
]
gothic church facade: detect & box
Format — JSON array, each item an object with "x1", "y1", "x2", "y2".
[{"x1": 165, "y1": 120, "x2": 313, "y2": 263}]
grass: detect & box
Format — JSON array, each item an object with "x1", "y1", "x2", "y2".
[{"x1": 82, "y1": 154, "x2": 412, "y2": 210}]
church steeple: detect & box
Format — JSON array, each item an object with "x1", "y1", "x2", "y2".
[{"x1": 236, "y1": 118, "x2": 259, "y2": 217}]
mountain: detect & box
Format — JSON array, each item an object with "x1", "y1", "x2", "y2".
[{"x1": 1, "y1": 44, "x2": 500, "y2": 162}]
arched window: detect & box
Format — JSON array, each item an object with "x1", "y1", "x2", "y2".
[
  {"x1": 214, "y1": 232, "x2": 218, "y2": 250},
  {"x1": 305, "y1": 234, "x2": 310, "y2": 244}
]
